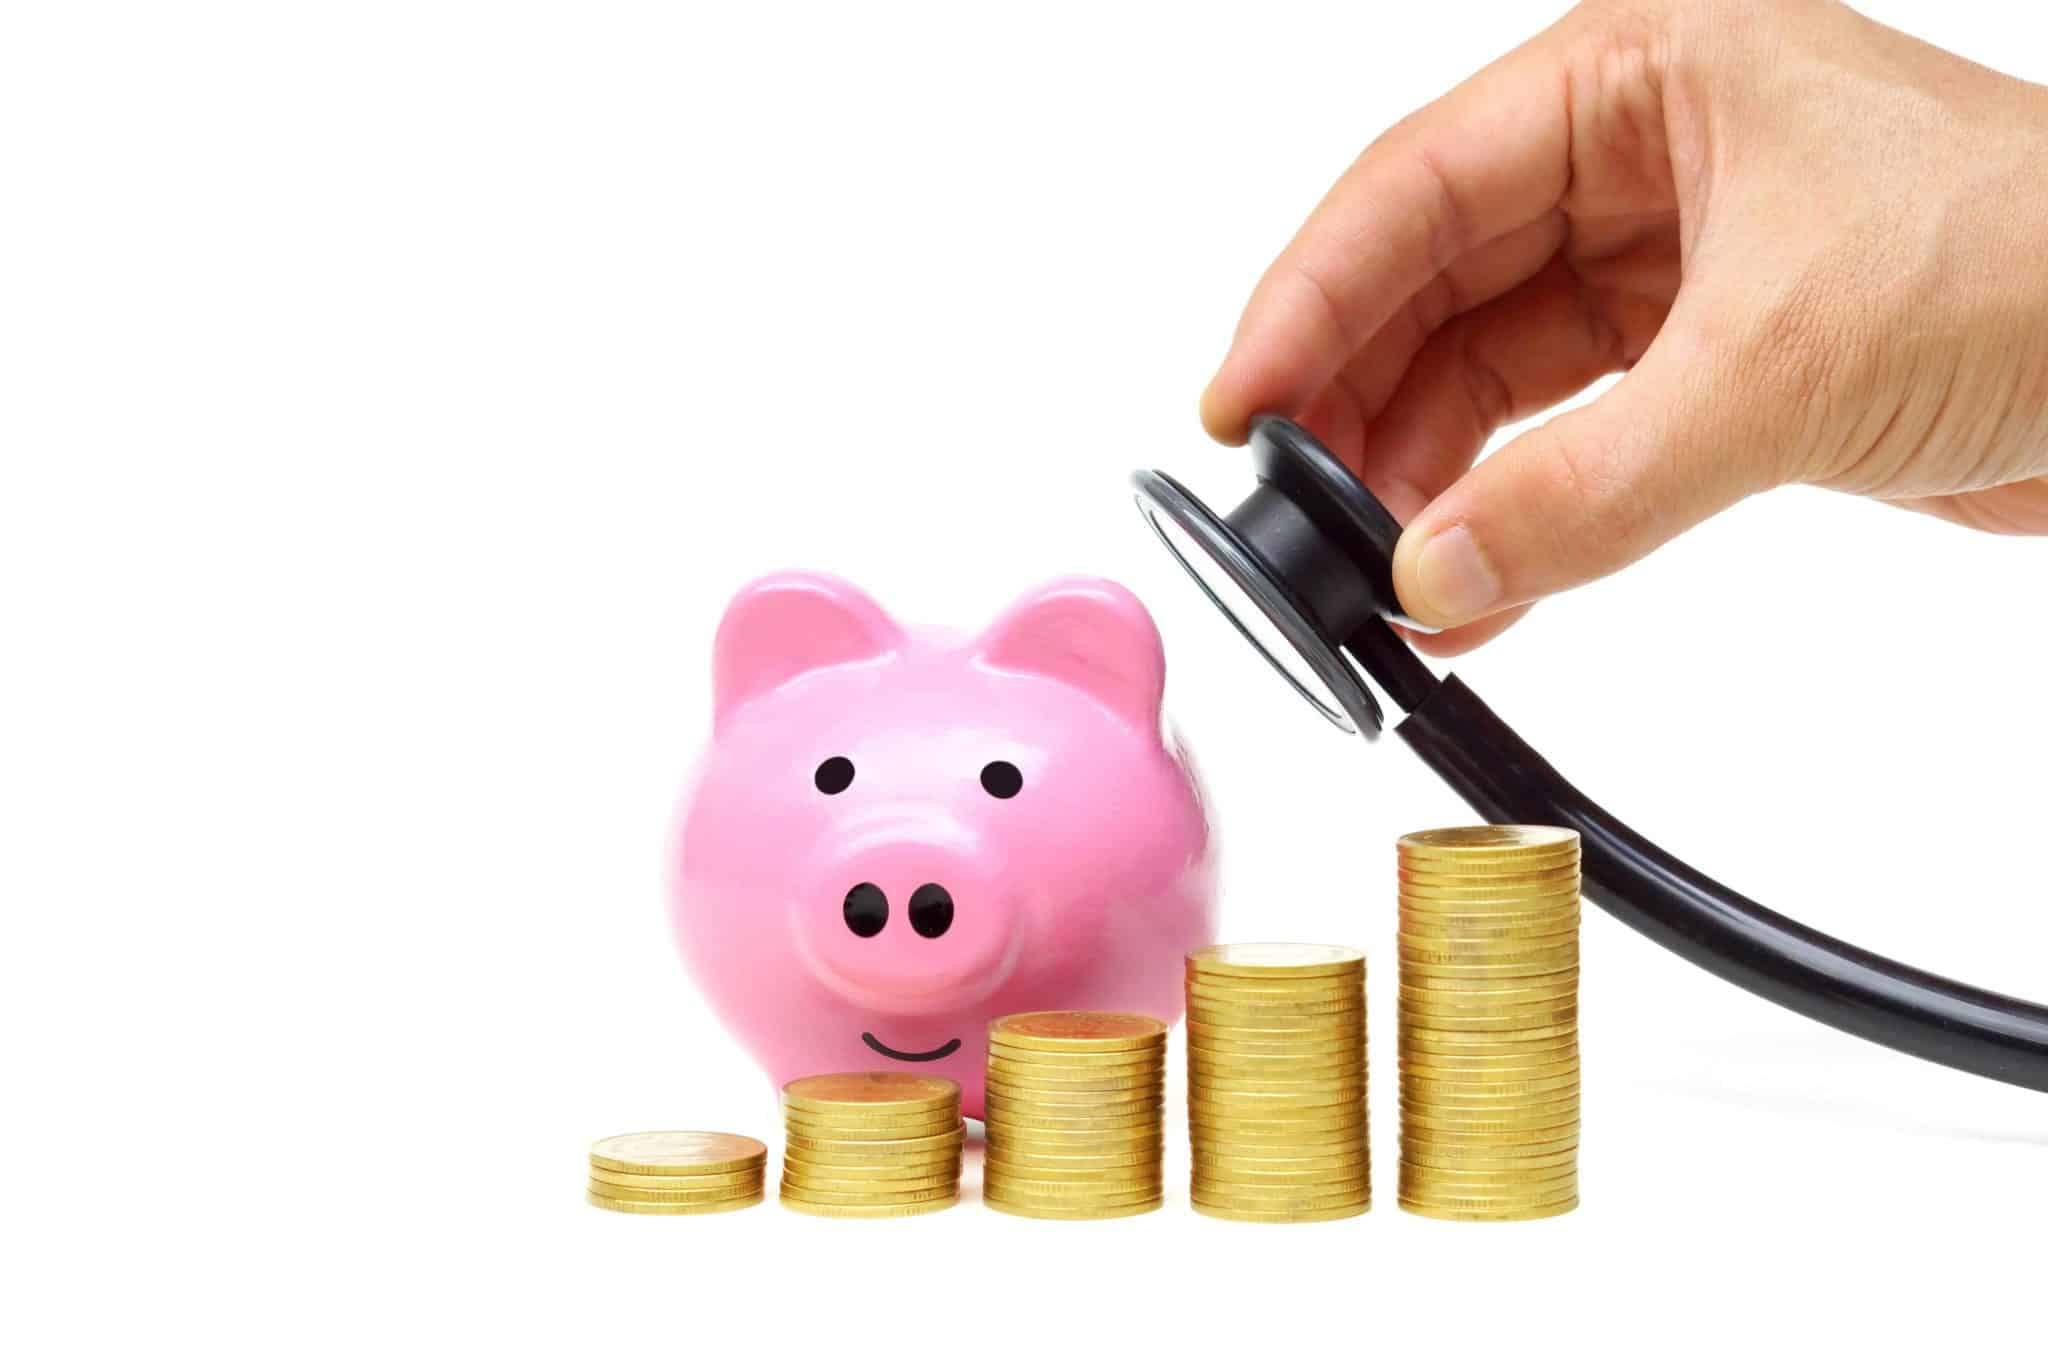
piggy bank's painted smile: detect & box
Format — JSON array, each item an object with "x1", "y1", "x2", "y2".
[
  {"x1": 671, "y1": 571, "x2": 1218, "y2": 1118},
  {"x1": 861, "y1": 1032, "x2": 962, "y2": 1063}
]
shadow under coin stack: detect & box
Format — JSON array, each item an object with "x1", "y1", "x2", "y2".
[
  {"x1": 1185, "y1": 944, "x2": 1370, "y2": 1222},
  {"x1": 779, "y1": 1072, "x2": 965, "y2": 1218},
  {"x1": 1396, "y1": 826, "x2": 1582, "y2": 1220},
  {"x1": 982, "y1": 1011, "x2": 1168, "y2": 1219},
  {"x1": 586, "y1": 1130, "x2": 767, "y2": 1214}
]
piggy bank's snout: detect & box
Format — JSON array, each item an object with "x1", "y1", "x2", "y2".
[
  {"x1": 797, "y1": 837, "x2": 1015, "y2": 1014},
  {"x1": 843, "y1": 881, "x2": 955, "y2": 939}
]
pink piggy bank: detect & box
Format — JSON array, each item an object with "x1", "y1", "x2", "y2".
[{"x1": 671, "y1": 572, "x2": 1218, "y2": 1117}]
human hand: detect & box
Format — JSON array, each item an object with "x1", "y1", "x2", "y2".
[{"x1": 1200, "y1": 0, "x2": 2048, "y2": 652}]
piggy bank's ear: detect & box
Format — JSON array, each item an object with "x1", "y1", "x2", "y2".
[
  {"x1": 975, "y1": 578, "x2": 1166, "y2": 725},
  {"x1": 713, "y1": 572, "x2": 904, "y2": 730}
]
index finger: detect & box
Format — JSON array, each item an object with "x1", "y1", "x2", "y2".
[{"x1": 1200, "y1": 19, "x2": 1579, "y2": 444}]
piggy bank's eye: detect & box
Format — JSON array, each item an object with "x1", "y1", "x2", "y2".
[
  {"x1": 814, "y1": 756, "x2": 855, "y2": 795},
  {"x1": 980, "y1": 761, "x2": 1023, "y2": 800}
]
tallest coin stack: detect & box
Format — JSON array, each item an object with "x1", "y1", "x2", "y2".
[{"x1": 1396, "y1": 826, "x2": 1582, "y2": 1220}]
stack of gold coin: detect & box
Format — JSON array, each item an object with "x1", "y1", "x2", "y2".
[
  {"x1": 982, "y1": 1012, "x2": 1167, "y2": 1219},
  {"x1": 1185, "y1": 944, "x2": 1370, "y2": 1223},
  {"x1": 586, "y1": 1131, "x2": 767, "y2": 1214},
  {"x1": 1397, "y1": 826, "x2": 1581, "y2": 1221},
  {"x1": 779, "y1": 1072, "x2": 964, "y2": 1218}
]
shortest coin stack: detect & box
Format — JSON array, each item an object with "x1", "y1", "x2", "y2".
[
  {"x1": 587, "y1": 1131, "x2": 768, "y2": 1214},
  {"x1": 779, "y1": 1072, "x2": 965, "y2": 1218},
  {"x1": 983, "y1": 1012, "x2": 1168, "y2": 1219}
]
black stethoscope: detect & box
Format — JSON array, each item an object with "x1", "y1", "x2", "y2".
[{"x1": 1134, "y1": 416, "x2": 2048, "y2": 1093}]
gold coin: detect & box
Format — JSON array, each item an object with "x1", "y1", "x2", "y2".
[
  {"x1": 1397, "y1": 929, "x2": 1579, "y2": 955},
  {"x1": 1190, "y1": 1089, "x2": 1367, "y2": 1114},
  {"x1": 1193, "y1": 1087, "x2": 1369, "y2": 1111},
  {"x1": 779, "y1": 1172, "x2": 959, "y2": 1197},
  {"x1": 780, "y1": 1191, "x2": 958, "y2": 1218},
  {"x1": 984, "y1": 1155, "x2": 1164, "y2": 1180},
  {"x1": 587, "y1": 1188, "x2": 763, "y2": 1215},
  {"x1": 1187, "y1": 1185, "x2": 1373, "y2": 1213},
  {"x1": 1396, "y1": 986, "x2": 1578, "y2": 1013},
  {"x1": 984, "y1": 1193, "x2": 1163, "y2": 1220},
  {"x1": 983, "y1": 1145, "x2": 1161, "y2": 1169},
  {"x1": 1193, "y1": 1177, "x2": 1370, "y2": 1203},
  {"x1": 1187, "y1": 943, "x2": 1366, "y2": 978},
  {"x1": 987, "y1": 1148, "x2": 1164, "y2": 1171},
  {"x1": 1397, "y1": 959, "x2": 1581, "y2": 983},
  {"x1": 1400, "y1": 1088, "x2": 1572, "y2": 1113},
  {"x1": 1398, "y1": 896, "x2": 1578, "y2": 916},
  {"x1": 583, "y1": 1166, "x2": 765, "y2": 1192},
  {"x1": 988, "y1": 1011, "x2": 1167, "y2": 1052},
  {"x1": 780, "y1": 1152, "x2": 961, "y2": 1181},
  {"x1": 981, "y1": 1178, "x2": 1165, "y2": 1207},
  {"x1": 1399, "y1": 1196, "x2": 1577, "y2": 1222},
  {"x1": 1193, "y1": 1063, "x2": 1369, "y2": 1085},
  {"x1": 782, "y1": 1123, "x2": 965, "y2": 1156},
  {"x1": 1402, "y1": 1148, "x2": 1577, "y2": 1173},
  {"x1": 1400, "y1": 1001, "x2": 1577, "y2": 1025},
  {"x1": 1396, "y1": 946, "x2": 1578, "y2": 973},
  {"x1": 1402, "y1": 1131, "x2": 1580, "y2": 1158},
  {"x1": 984, "y1": 1077, "x2": 1165, "y2": 1102},
  {"x1": 781, "y1": 1103, "x2": 961, "y2": 1130},
  {"x1": 1188, "y1": 1002, "x2": 1365, "y2": 1026},
  {"x1": 1186, "y1": 975, "x2": 1365, "y2": 1001},
  {"x1": 1399, "y1": 969, "x2": 1579, "y2": 994},
  {"x1": 1402, "y1": 1055, "x2": 1579, "y2": 1082},
  {"x1": 1186, "y1": 1044, "x2": 1365, "y2": 1071},
  {"x1": 983, "y1": 1088, "x2": 1163, "y2": 1113},
  {"x1": 784, "y1": 1113, "x2": 960, "y2": 1141},
  {"x1": 777, "y1": 1180, "x2": 957, "y2": 1205},
  {"x1": 1397, "y1": 884, "x2": 1580, "y2": 906},
  {"x1": 1395, "y1": 913, "x2": 1579, "y2": 936},
  {"x1": 981, "y1": 1184, "x2": 1165, "y2": 1208},
  {"x1": 1398, "y1": 1036, "x2": 1578, "y2": 1061},
  {"x1": 1398, "y1": 825, "x2": 1579, "y2": 856},
  {"x1": 1399, "y1": 1020, "x2": 1577, "y2": 1045},
  {"x1": 1192, "y1": 1156, "x2": 1371, "y2": 1177},
  {"x1": 1188, "y1": 1021, "x2": 1366, "y2": 1045},
  {"x1": 1398, "y1": 1095, "x2": 1580, "y2": 1123},
  {"x1": 1399, "y1": 1164, "x2": 1578, "y2": 1193},
  {"x1": 1193, "y1": 1198, "x2": 1368, "y2": 1223},
  {"x1": 588, "y1": 1131, "x2": 768, "y2": 1176},
  {"x1": 984, "y1": 1042, "x2": 1164, "y2": 1073},
  {"x1": 981, "y1": 1065, "x2": 1166, "y2": 1093},
  {"x1": 982, "y1": 1121, "x2": 1165, "y2": 1147},
  {"x1": 1401, "y1": 1068, "x2": 1580, "y2": 1094},
  {"x1": 1399, "y1": 901, "x2": 1579, "y2": 922},
  {"x1": 1189, "y1": 1121, "x2": 1365, "y2": 1144},
  {"x1": 782, "y1": 1072, "x2": 960, "y2": 1114},
  {"x1": 1397, "y1": 861, "x2": 1580, "y2": 885},
  {"x1": 980, "y1": 1168, "x2": 1163, "y2": 1197},
  {"x1": 781, "y1": 1138, "x2": 965, "y2": 1167},
  {"x1": 1400, "y1": 880, "x2": 1579, "y2": 903},
  {"x1": 1398, "y1": 1176, "x2": 1578, "y2": 1203},
  {"x1": 1186, "y1": 1044, "x2": 1367, "y2": 1064},
  {"x1": 1192, "y1": 1131, "x2": 1368, "y2": 1157},
  {"x1": 587, "y1": 1176, "x2": 763, "y2": 1203}
]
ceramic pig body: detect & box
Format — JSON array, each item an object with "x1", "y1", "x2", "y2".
[{"x1": 672, "y1": 572, "x2": 1217, "y2": 1117}]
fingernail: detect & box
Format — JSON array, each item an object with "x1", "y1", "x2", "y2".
[{"x1": 1412, "y1": 524, "x2": 1501, "y2": 623}]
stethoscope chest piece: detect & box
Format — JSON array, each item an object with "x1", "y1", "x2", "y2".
[{"x1": 1132, "y1": 415, "x2": 1414, "y2": 737}]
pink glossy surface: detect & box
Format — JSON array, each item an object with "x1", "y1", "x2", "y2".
[{"x1": 672, "y1": 572, "x2": 1217, "y2": 1117}]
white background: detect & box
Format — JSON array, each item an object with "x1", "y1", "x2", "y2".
[{"x1": 3, "y1": 1, "x2": 2043, "y2": 1358}]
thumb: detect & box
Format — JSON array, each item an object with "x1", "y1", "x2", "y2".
[{"x1": 1391, "y1": 345, "x2": 1775, "y2": 628}]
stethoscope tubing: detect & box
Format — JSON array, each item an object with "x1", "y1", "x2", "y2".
[{"x1": 1388, "y1": 660, "x2": 2048, "y2": 1092}]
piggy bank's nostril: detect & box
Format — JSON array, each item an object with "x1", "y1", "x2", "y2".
[
  {"x1": 843, "y1": 882, "x2": 888, "y2": 938},
  {"x1": 908, "y1": 883, "x2": 954, "y2": 939}
]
